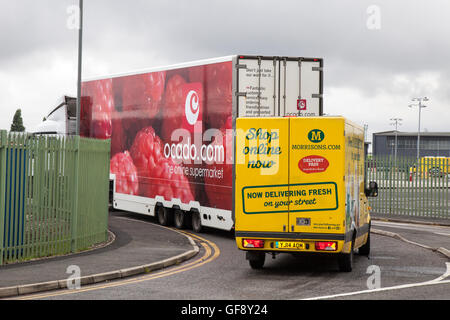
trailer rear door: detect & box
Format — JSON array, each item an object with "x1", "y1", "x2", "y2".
[{"x1": 236, "y1": 56, "x2": 323, "y2": 118}]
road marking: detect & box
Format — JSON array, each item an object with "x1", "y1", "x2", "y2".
[
  {"x1": 434, "y1": 232, "x2": 450, "y2": 237},
  {"x1": 373, "y1": 221, "x2": 450, "y2": 234},
  {"x1": 303, "y1": 262, "x2": 450, "y2": 300},
  {"x1": 13, "y1": 228, "x2": 220, "y2": 300}
]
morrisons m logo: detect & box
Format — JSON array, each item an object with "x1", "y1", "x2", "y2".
[{"x1": 308, "y1": 129, "x2": 325, "y2": 143}]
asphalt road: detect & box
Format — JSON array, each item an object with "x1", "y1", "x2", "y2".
[
  {"x1": 372, "y1": 220, "x2": 450, "y2": 250},
  {"x1": 26, "y1": 213, "x2": 450, "y2": 301}
]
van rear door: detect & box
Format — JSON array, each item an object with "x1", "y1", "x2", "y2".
[
  {"x1": 288, "y1": 117, "x2": 345, "y2": 234},
  {"x1": 235, "y1": 117, "x2": 290, "y2": 232}
]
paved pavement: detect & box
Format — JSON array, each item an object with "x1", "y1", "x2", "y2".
[{"x1": 0, "y1": 212, "x2": 198, "y2": 298}]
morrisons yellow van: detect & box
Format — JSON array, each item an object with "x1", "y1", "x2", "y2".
[
  {"x1": 410, "y1": 156, "x2": 450, "y2": 178},
  {"x1": 234, "y1": 117, "x2": 378, "y2": 272}
]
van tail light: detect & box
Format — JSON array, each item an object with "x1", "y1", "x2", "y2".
[
  {"x1": 315, "y1": 241, "x2": 337, "y2": 251},
  {"x1": 243, "y1": 239, "x2": 265, "y2": 248}
]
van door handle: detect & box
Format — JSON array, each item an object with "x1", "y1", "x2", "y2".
[{"x1": 283, "y1": 225, "x2": 286, "y2": 232}]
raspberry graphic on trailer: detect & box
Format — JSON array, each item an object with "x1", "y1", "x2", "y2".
[
  {"x1": 130, "y1": 126, "x2": 194, "y2": 203},
  {"x1": 121, "y1": 71, "x2": 166, "y2": 119},
  {"x1": 115, "y1": 72, "x2": 166, "y2": 150},
  {"x1": 80, "y1": 79, "x2": 114, "y2": 139},
  {"x1": 204, "y1": 116, "x2": 233, "y2": 210},
  {"x1": 161, "y1": 74, "x2": 187, "y2": 143},
  {"x1": 111, "y1": 109, "x2": 127, "y2": 156},
  {"x1": 110, "y1": 151, "x2": 139, "y2": 195}
]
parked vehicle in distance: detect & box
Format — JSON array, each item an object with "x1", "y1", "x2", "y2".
[
  {"x1": 409, "y1": 156, "x2": 450, "y2": 178},
  {"x1": 29, "y1": 95, "x2": 77, "y2": 135}
]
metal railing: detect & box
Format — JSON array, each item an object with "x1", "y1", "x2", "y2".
[
  {"x1": 366, "y1": 155, "x2": 449, "y2": 219},
  {"x1": 0, "y1": 131, "x2": 110, "y2": 265}
]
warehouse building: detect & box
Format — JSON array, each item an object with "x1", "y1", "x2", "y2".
[{"x1": 372, "y1": 131, "x2": 450, "y2": 157}]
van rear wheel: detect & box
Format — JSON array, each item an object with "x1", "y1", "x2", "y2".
[
  {"x1": 358, "y1": 227, "x2": 371, "y2": 256},
  {"x1": 249, "y1": 258, "x2": 265, "y2": 269},
  {"x1": 338, "y1": 241, "x2": 354, "y2": 272},
  {"x1": 246, "y1": 252, "x2": 265, "y2": 269}
]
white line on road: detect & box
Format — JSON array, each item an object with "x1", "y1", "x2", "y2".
[
  {"x1": 434, "y1": 232, "x2": 450, "y2": 237},
  {"x1": 372, "y1": 221, "x2": 450, "y2": 234},
  {"x1": 303, "y1": 263, "x2": 450, "y2": 300}
]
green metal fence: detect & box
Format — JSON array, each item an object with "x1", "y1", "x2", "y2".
[
  {"x1": 0, "y1": 131, "x2": 110, "y2": 265},
  {"x1": 366, "y1": 155, "x2": 449, "y2": 219}
]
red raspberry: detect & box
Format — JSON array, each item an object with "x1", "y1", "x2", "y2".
[
  {"x1": 110, "y1": 151, "x2": 139, "y2": 195},
  {"x1": 204, "y1": 116, "x2": 233, "y2": 210},
  {"x1": 117, "y1": 72, "x2": 166, "y2": 151},
  {"x1": 161, "y1": 74, "x2": 186, "y2": 143},
  {"x1": 80, "y1": 79, "x2": 114, "y2": 139},
  {"x1": 130, "y1": 126, "x2": 194, "y2": 204},
  {"x1": 121, "y1": 71, "x2": 166, "y2": 119},
  {"x1": 111, "y1": 109, "x2": 126, "y2": 156}
]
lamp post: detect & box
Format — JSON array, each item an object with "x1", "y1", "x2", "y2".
[
  {"x1": 408, "y1": 97, "x2": 428, "y2": 163},
  {"x1": 75, "y1": 0, "x2": 84, "y2": 136},
  {"x1": 389, "y1": 117, "x2": 402, "y2": 165}
]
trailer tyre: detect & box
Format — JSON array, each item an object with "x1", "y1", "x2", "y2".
[
  {"x1": 174, "y1": 209, "x2": 186, "y2": 229},
  {"x1": 191, "y1": 212, "x2": 202, "y2": 233},
  {"x1": 157, "y1": 206, "x2": 172, "y2": 226}
]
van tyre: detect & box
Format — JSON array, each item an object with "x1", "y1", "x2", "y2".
[
  {"x1": 191, "y1": 212, "x2": 202, "y2": 233},
  {"x1": 338, "y1": 241, "x2": 354, "y2": 272},
  {"x1": 174, "y1": 209, "x2": 185, "y2": 229},
  {"x1": 358, "y1": 227, "x2": 371, "y2": 256},
  {"x1": 157, "y1": 206, "x2": 172, "y2": 226},
  {"x1": 247, "y1": 252, "x2": 265, "y2": 269}
]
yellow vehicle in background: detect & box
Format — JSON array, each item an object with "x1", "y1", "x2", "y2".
[
  {"x1": 409, "y1": 156, "x2": 450, "y2": 178},
  {"x1": 234, "y1": 117, "x2": 378, "y2": 272}
]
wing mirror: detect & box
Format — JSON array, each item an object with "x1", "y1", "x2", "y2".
[{"x1": 365, "y1": 181, "x2": 378, "y2": 197}]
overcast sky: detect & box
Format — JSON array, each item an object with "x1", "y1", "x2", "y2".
[{"x1": 1, "y1": 0, "x2": 449, "y2": 145}]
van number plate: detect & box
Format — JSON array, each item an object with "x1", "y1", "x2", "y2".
[{"x1": 275, "y1": 241, "x2": 305, "y2": 250}]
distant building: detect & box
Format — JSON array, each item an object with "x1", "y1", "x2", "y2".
[{"x1": 372, "y1": 131, "x2": 450, "y2": 157}]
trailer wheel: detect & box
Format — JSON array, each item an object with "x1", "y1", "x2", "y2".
[
  {"x1": 429, "y1": 167, "x2": 442, "y2": 177},
  {"x1": 174, "y1": 209, "x2": 186, "y2": 229},
  {"x1": 338, "y1": 241, "x2": 354, "y2": 272},
  {"x1": 191, "y1": 212, "x2": 202, "y2": 233},
  {"x1": 157, "y1": 206, "x2": 172, "y2": 226},
  {"x1": 184, "y1": 211, "x2": 193, "y2": 229}
]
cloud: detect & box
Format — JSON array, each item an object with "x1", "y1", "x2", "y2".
[{"x1": 0, "y1": 50, "x2": 77, "y2": 131}]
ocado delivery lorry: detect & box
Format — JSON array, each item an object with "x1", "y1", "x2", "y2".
[
  {"x1": 78, "y1": 55, "x2": 324, "y2": 232},
  {"x1": 234, "y1": 116, "x2": 378, "y2": 272}
]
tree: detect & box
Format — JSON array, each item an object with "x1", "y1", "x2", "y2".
[{"x1": 10, "y1": 108, "x2": 25, "y2": 132}]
